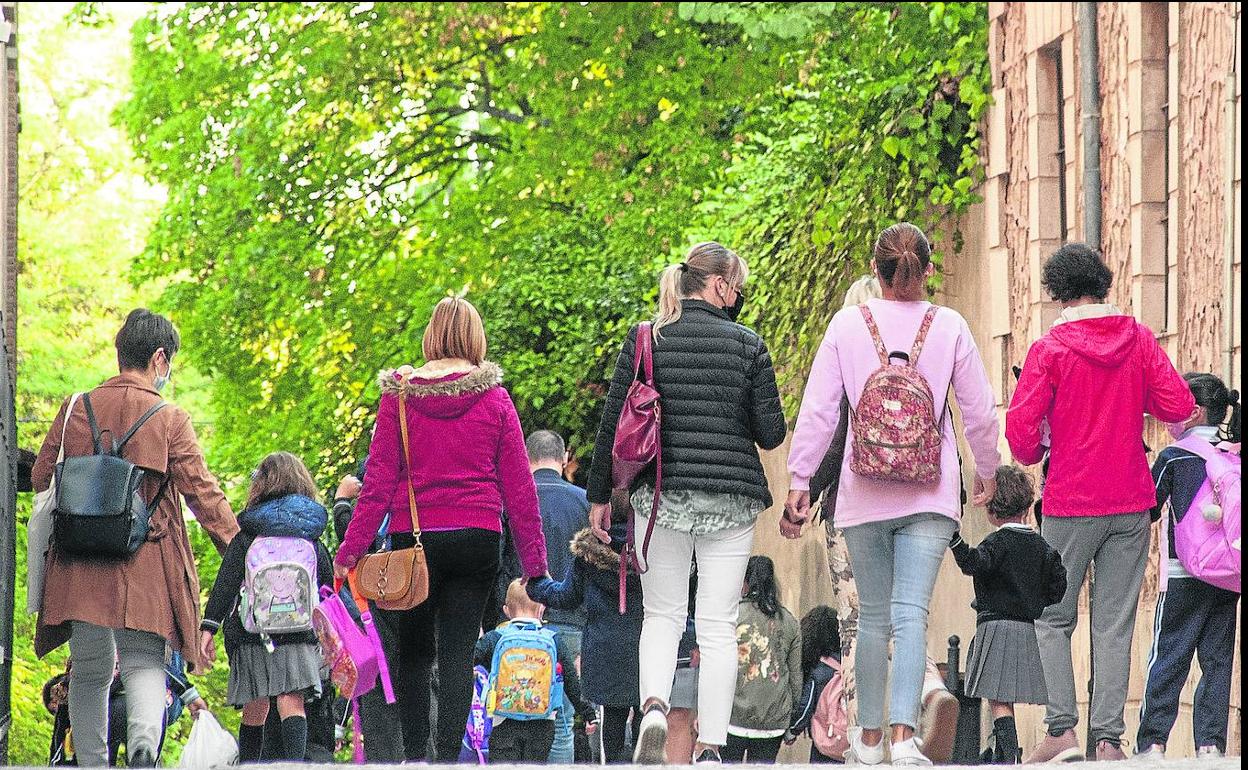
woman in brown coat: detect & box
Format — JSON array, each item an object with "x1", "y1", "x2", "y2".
[{"x1": 31, "y1": 309, "x2": 238, "y2": 767}]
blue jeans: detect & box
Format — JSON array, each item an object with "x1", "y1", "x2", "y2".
[
  {"x1": 547, "y1": 625, "x2": 583, "y2": 764},
  {"x1": 842, "y1": 513, "x2": 956, "y2": 731}
]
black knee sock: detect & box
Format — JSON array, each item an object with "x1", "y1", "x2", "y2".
[
  {"x1": 280, "y1": 715, "x2": 309, "y2": 761},
  {"x1": 238, "y1": 724, "x2": 265, "y2": 764},
  {"x1": 994, "y1": 717, "x2": 1019, "y2": 764}
]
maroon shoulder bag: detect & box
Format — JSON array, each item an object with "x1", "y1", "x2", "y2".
[{"x1": 610, "y1": 321, "x2": 662, "y2": 613}]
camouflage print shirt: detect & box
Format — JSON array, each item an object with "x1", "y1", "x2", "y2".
[{"x1": 630, "y1": 485, "x2": 763, "y2": 535}]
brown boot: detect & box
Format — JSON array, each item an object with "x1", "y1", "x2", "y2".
[
  {"x1": 1023, "y1": 729, "x2": 1081, "y2": 764},
  {"x1": 1095, "y1": 741, "x2": 1127, "y2": 761}
]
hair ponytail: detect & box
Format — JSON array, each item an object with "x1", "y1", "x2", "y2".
[
  {"x1": 743, "y1": 555, "x2": 781, "y2": 618},
  {"x1": 652, "y1": 241, "x2": 747, "y2": 339},
  {"x1": 1183, "y1": 373, "x2": 1242, "y2": 444},
  {"x1": 873, "y1": 222, "x2": 932, "y2": 302}
]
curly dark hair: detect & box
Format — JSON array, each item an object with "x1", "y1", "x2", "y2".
[
  {"x1": 800, "y1": 605, "x2": 842, "y2": 679},
  {"x1": 1041, "y1": 243, "x2": 1113, "y2": 303},
  {"x1": 988, "y1": 465, "x2": 1035, "y2": 520}
]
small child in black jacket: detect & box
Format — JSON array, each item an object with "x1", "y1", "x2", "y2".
[
  {"x1": 201, "y1": 452, "x2": 333, "y2": 763},
  {"x1": 476, "y1": 580, "x2": 597, "y2": 764},
  {"x1": 786, "y1": 606, "x2": 844, "y2": 764},
  {"x1": 950, "y1": 466, "x2": 1066, "y2": 764}
]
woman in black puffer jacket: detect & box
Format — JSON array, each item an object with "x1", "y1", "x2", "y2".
[{"x1": 586, "y1": 241, "x2": 786, "y2": 764}]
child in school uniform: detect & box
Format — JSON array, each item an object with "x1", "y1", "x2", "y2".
[
  {"x1": 200, "y1": 452, "x2": 334, "y2": 762},
  {"x1": 475, "y1": 580, "x2": 598, "y2": 764},
  {"x1": 1136, "y1": 373, "x2": 1241, "y2": 760},
  {"x1": 949, "y1": 465, "x2": 1067, "y2": 764}
]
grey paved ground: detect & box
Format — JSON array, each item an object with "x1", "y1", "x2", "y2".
[{"x1": 16, "y1": 760, "x2": 1224, "y2": 769}]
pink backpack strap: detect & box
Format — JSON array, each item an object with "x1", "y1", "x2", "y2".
[
  {"x1": 361, "y1": 611, "x2": 396, "y2": 704},
  {"x1": 858, "y1": 305, "x2": 890, "y2": 366},
  {"x1": 908, "y1": 307, "x2": 941, "y2": 366}
]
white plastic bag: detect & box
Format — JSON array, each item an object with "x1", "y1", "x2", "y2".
[
  {"x1": 27, "y1": 393, "x2": 79, "y2": 615},
  {"x1": 178, "y1": 711, "x2": 238, "y2": 768}
]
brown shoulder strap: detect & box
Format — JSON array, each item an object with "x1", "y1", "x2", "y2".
[
  {"x1": 908, "y1": 307, "x2": 941, "y2": 366},
  {"x1": 858, "y1": 305, "x2": 889, "y2": 366},
  {"x1": 397, "y1": 392, "x2": 423, "y2": 544}
]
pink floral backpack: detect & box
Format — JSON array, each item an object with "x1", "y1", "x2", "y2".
[{"x1": 849, "y1": 305, "x2": 943, "y2": 483}]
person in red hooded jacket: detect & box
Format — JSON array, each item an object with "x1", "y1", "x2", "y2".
[{"x1": 1005, "y1": 244, "x2": 1194, "y2": 763}]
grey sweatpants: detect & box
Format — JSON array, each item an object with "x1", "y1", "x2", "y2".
[
  {"x1": 1035, "y1": 513, "x2": 1150, "y2": 745},
  {"x1": 68, "y1": 622, "x2": 168, "y2": 766}
]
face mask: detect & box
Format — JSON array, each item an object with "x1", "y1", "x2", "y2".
[
  {"x1": 154, "y1": 358, "x2": 173, "y2": 393},
  {"x1": 725, "y1": 291, "x2": 745, "y2": 322}
]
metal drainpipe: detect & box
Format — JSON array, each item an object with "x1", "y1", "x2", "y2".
[
  {"x1": 1078, "y1": 2, "x2": 1102, "y2": 250},
  {"x1": 1224, "y1": 6, "x2": 1240, "y2": 388}
]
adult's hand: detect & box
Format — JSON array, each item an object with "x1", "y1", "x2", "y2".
[
  {"x1": 199, "y1": 631, "x2": 216, "y2": 665},
  {"x1": 333, "y1": 562, "x2": 351, "y2": 583},
  {"x1": 335, "y1": 475, "x2": 362, "y2": 501},
  {"x1": 589, "y1": 502, "x2": 612, "y2": 544},
  {"x1": 781, "y1": 490, "x2": 811, "y2": 540},
  {"x1": 972, "y1": 474, "x2": 998, "y2": 507},
  {"x1": 187, "y1": 697, "x2": 209, "y2": 720}
]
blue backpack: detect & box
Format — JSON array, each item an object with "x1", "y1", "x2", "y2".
[{"x1": 486, "y1": 619, "x2": 563, "y2": 721}]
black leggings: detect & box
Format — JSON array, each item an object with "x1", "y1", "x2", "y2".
[
  {"x1": 723, "y1": 734, "x2": 783, "y2": 764},
  {"x1": 358, "y1": 528, "x2": 500, "y2": 763},
  {"x1": 601, "y1": 706, "x2": 641, "y2": 763}
]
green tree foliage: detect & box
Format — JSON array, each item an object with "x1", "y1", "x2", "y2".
[{"x1": 120, "y1": 2, "x2": 988, "y2": 484}]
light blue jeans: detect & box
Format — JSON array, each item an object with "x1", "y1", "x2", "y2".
[{"x1": 842, "y1": 512, "x2": 957, "y2": 731}]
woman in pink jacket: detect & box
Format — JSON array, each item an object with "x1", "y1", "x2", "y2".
[
  {"x1": 334, "y1": 297, "x2": 548, "y2": 763},
  {"x1": 1006, "y1": 243, "x2": 1194, "y2": 763},
  {"x1": 784, "y1": 223, "x2": 1001, "y2": 766}
]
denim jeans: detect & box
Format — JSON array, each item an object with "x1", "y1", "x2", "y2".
[{"x1": 842, "y1": 513, "x2": 956, "y2": 731}]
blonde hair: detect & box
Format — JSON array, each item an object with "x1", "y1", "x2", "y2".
[
  {"x1": 842, "y1": 274, "x2": 881, "y2": 309},
  {"x1": 504, "y1": 579, "x2": 544, "y2": 618},
  {"x1": 422, "y1": 296, "x2": 487, "y2": 365},
  {"x1": 246, "y1": 451, "x2": 319, "y2": 510},
  {"x1": 654, "y1": 241, "x2": 747, "y2": 338}
]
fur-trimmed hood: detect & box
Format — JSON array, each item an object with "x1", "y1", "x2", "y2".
[
  {"x1": 570, "y1": 525, "x2": 627, "y2": 571},
  {"x1": 378, "y1": 360, "x2": 504, "y2": 419}
]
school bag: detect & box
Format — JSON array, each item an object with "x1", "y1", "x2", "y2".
[
  {"x1": 312, "y1": 583, "x2": 395, "y2": 763},
  {"x1": 849, "y1": 305, "x2": 944, "y2": 484},
  {"x1": 461, "y1": 665, "x2": 493, "y2": 764},
  {"x1": 810, "y1": 658, "x2": 849, "y2": 761},
  {"x1": 53, "y1": 393, "x2": 170, "y2": 558},
  {"x1": 486, "y1": 619, "x2": 563, "y2": 721},
  {"x1": 1166, "y1": 436, "x2": 1241, "y2": 593},
  {"x1": 238, "y1": 536, "x2": 320, "y2": 639}
]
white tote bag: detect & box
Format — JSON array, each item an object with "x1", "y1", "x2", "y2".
[{"x1": 27, "y1": 392, "x2": 79, "y2": 615}]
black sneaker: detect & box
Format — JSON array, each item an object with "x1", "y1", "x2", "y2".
[{"x1": 694, "y1": 748, "x2": 722, "y2": 764}]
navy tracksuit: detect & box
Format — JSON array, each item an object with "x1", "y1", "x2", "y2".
[{"x1": 1136, "y1": 435, "x2": 1239, "y2": 753}]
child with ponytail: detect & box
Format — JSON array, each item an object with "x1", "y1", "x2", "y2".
[{"x1": 1135, "y1": 373, "x2": 1241, "y2": 760}]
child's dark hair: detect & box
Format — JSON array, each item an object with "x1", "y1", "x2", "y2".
[
  {"x1": 800, "y1": 606, "x2": 841, "y2": 679},
  {"x1": 1184, "y1": 372, "x2": 1241, "y2": 444},
  {"x1": 743, "y1": 555, "x2": 781, "y2": 617},
  {"x1": 988, "y1": 466, "x2": 1035, "y2": 520}
]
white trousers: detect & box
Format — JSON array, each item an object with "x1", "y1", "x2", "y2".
[
  {"x1": 636, "y1": 517, "x2": 755, "y2": 747},
  {"x1": 68, "y1": 622, "x2": 168, "y2": 766}
]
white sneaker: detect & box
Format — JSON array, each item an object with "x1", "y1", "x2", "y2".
[
  {"x1": 846, "y1": 727, "x2": 886, "y2": 766},
  {"x1": 1134, "y1": 744, "x2": 1166, "y2": 761},
  {"x1": 890, "y1": 737, "x2": 932, "y2": 766},
  {"x1": 632, "y1": 706, "x2": 669, "y2": 765},
  {"x1": 1196, "y1": 746, "x2": 1224, "y2": 760}
]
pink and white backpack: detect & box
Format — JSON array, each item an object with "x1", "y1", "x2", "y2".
[
  {"x1": 239, "y1": 536, "x2": 319, "y2": 637},
  {"x1": 849, "y1": 305, "x2": 944, "y2": 484},
  {"x1": 1163, "y1": 437, "x2": 1241, "y2": 593},
  {"x1": 811, "y1": 657, "x2": 849, "y2": 761}
]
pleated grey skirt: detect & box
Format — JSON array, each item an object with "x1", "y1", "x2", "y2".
[
  {"x1": 226, "y1": 642, "x2": 323, "y2": 706},
  {"x1": 964, "y1": 619, "x2": 1048, "y2": 705}
]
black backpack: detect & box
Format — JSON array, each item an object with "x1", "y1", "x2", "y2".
[{"x1": 53, "y1": 393, "x2": 170, "y2": 558}]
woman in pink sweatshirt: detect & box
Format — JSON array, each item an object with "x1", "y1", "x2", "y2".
[
  {"x1": 783, "y1": 223, "x2": 1001, "y2": 766},
  {"x1": 334, "y1": 297, "x2": 548, "y2": 763}
]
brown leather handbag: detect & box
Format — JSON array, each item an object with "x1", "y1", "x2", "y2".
[{"x1": 354, "y1": 392, "x2": 429, "y2": 611}]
